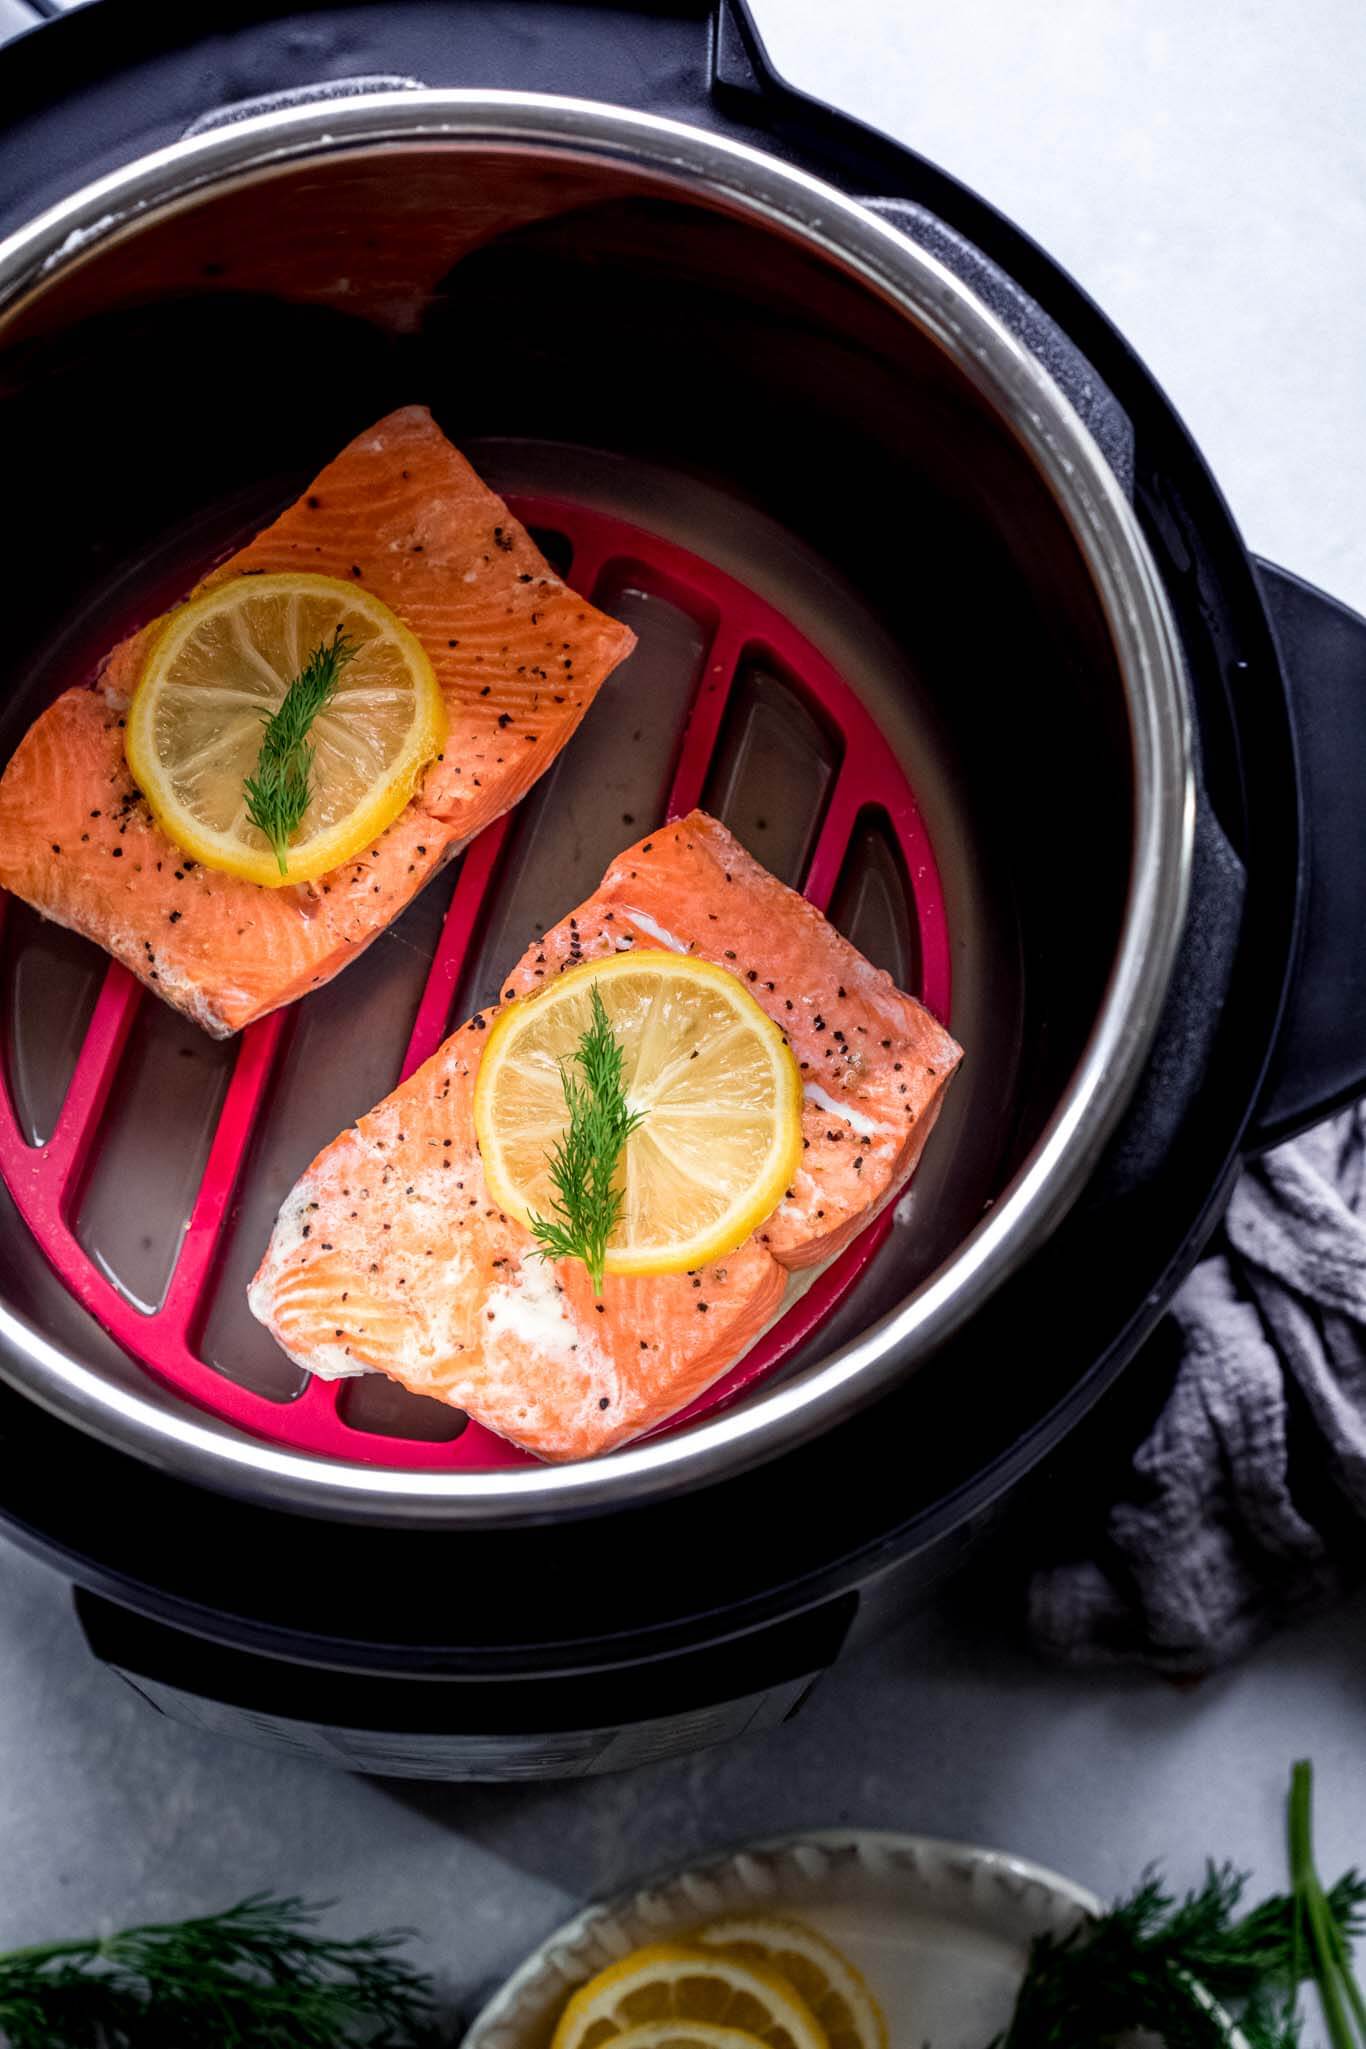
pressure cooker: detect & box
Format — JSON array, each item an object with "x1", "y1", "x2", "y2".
[{"x1": 0, "y1": 0, "x2": 1361, "y2": 1776}]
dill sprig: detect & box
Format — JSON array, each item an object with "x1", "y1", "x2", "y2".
[
  {"x1": 0, "y1": 1892, "x2": 439, "y2": 2048},
  {"x1": 244, "y1": 627, "x2": 358, "y2": 875},
  {"x1": 996, "y1": 1764, "x2": 1366, "y2": 2049},
  {"x1": 528, "y1": 984, "x2": 643, "y2": 1294}
]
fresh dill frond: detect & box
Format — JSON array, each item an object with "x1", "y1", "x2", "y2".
[
  {"x1": 997, "y1": 1866, "x2": 1290, "y2": 2048},
  {"x1": 244, "y1": 627, "x2": 358, "y2": 875},
  {"x1": 0, "y1": 1892, "x2": 438, "y2": 2048},
  {"x1": 995, "y1": 1791, "x2": 1366, "y2": 2049},
  {"x1": 528, "y1": 983, "x2": 643, "y2": 1294}
]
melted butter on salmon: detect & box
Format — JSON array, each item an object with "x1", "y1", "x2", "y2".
[
  {"x1": 0, "y1": 407, "x2": 636, "y2": 1035},
  {"x1": 484, "y1": 1252, "x2": 584, "y2": 1367},
  {"x1": 250, "y1": 812, "x2": 962, "y2": 1462}
]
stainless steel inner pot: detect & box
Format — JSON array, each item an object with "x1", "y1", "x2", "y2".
[{"x1": 0, "y1": 93, "x2": 1192, "y2": 1520}]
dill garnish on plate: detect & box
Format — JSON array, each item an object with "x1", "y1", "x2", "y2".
[{"x1": 995, "y1": 1761, "x2": 1366, "y2": 2049}]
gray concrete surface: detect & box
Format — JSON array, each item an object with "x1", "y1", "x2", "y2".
[
  {"x1": 0, "y1": 0, "x2": 1364, "y2": 2027},
  {"x1": 0, "y1": 1541, "x2": 1363, "y2": 2024}
]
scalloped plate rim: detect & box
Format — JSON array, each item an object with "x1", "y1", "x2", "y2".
[{"x1": 461, "y1": 1826, "x2": 1247, "y2": 2049}]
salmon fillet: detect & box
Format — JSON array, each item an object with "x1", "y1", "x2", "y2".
[
  {"x1": 0, "y1": 406, "x2": 635, "y2": 1036},
  {"x1": 503, "y1": 812, "x2": 962, "y2": 1271},
  {"x1": 250, "y1": 813, "x2": 962, "y2": 1462}
]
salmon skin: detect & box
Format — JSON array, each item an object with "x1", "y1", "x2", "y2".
[
  {"x1": 0, "y1": 407, "x2": 636, "y2": 1037},
  {"x1": 250, "y1": 812, "x2": 963, "y2": 1463}
]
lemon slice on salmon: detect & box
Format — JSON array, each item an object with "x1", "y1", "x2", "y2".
[
  {"x1": 126, "y1": 571, "x2": 445, "y2": 888},
  {"x1": 696, "y1": 1920, "x2": 887, "y2": 2049},
  {"x1": 474, "y1": 951, "x2": 803, "y2": 1278},
  {"x1": 550, "y1": 1943, "x2": 829, "y2": 2049}
]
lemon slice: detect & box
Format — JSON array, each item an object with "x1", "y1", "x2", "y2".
[
  {"x1": 125, "y1": 571, "x2": 445, "y2": 887},
  {"x1": 550, "y1": 1943, "x2": 829, "y2": 2049},
  {"x1": 696, "y1": 1920, "x2": 887, "y2": 2049},
  {"x1": 474, "y1": 951, "x2": 803, "y2": 1278},
  {"x1": 607, "y1": 2026, "x2": 772, "y2": 2049}
]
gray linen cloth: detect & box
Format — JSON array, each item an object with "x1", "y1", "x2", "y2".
[{"x1": 1029, "y1": 1104, "x2": 1366, "y2": 1674}]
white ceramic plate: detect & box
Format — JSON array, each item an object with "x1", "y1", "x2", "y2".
[{"x1": 463, "y1": 1828, "x2": 1107, "y2": 2049}]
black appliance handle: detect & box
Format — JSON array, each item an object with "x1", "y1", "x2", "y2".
[{"x1": 1247, "y1": 561, "x2": 1366, "y2": 1151}]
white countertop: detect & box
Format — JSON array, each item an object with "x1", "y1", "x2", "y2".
[
  {"x1": 764, "y1": 0, "x2": 1366, "y2": 616},
  {"x1": 1, "y1": 0, "x2": 1364, "y2": 2026}
]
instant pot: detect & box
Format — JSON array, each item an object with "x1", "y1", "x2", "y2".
[{"x1": 0, "y1": 0, "x2": 1362, "y2": 1776}]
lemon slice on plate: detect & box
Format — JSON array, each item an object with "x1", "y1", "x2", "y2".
[
  {"x1": 473, "y1": 951, "x2": 803, "y2": 1278},
  {"x1": 125, "y1": 571, "x2": 445, "y2": 887},
  {"x1": 696, "y1": 1920, "x2": 887, "y2": 2049},
  {"x1": 550, "y1": 1942, "x2": 829, "y2": 2049},
  {"x1": 606, "y1": 2026, "x2": 772, "y2": 2049}
]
